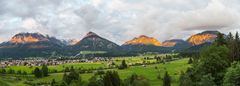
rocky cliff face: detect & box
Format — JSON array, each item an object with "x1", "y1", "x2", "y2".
[
  {"x1": 9, "y1": 32, "x2": 49, "y2": 44},
  {"x1": 123, "y1": 35, "x2": 161, "y2": 46},
  {"x1": 187, "y1": 31, "x2": 219, "y2": 45}
]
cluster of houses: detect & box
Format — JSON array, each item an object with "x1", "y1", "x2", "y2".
[{"x1": 0, "y1": 57, "x2": 111, "y2": 68}]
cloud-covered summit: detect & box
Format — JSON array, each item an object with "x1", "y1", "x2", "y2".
[{"x1": 0, "y1": 0, "x2": 240, "y2": 44}]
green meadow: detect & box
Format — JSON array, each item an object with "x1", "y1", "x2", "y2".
[
  {"x1": 5, "y1": 62, "x2": 107, "y2": 74},
  {"x1": 0, "y1": 56, "x2": 191, "y2": 86},
  {"x1": 4, "y1": 54, "x2": 177, "y2": 73}
]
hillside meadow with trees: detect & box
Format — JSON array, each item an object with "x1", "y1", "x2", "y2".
[
  {"x1": 179, "y1": 32, "x2": 240, "y2": 86},
  {"x1": 0, "y1": 55, "x2": 190, "y2": 86}
]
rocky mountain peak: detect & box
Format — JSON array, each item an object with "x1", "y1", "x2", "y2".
[
  {"x1": 85, "y1": 31, "x2": 98, "y2": 38},
  {"x1": 187, "y1": 31, "x2": 219, "y2": 45},
  {"x1": 9, "y1": 32, "x2": 49, "y2": 44},
  {"x1": 123, "y1": 35, "x2": 161, "y2": 46}
]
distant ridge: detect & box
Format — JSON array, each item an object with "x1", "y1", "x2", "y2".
[
  {"x1": 162, "y1": 39, "x2": 191, "y2": 48},
  {"x1": 0, "y1": 30, "x2": 222, "y2": 58}
]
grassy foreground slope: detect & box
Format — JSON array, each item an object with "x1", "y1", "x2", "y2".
[
  {"x1": 118, "y1": 58, "x2": 190, "y2": 86},
  {"x1": 0, "y1": 58, "x2": 190, "y2": 86}
]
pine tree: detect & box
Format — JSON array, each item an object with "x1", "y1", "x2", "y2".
[
  {"x1": 198, "y1": 74, "x2": 216, "y2": 86},
  {"x1": 8, "y1": 68, "x2": 15, "y2": 74},
  {"x1": 227, "y1": 32, "x2": 235, "y2": 62},
  {"x1": 223, "y1": 62, "x2": 240, "y2": 86},
  {"x1": 33, "y1": 67, "x2": 42, "y2": 78},
  {"x1": 235, "y1": 32, "x2": 240, "y2": 61},
  {"x1": 188, "y1": 58, "x2": 193, "y2": 64},
  {"x1": 112, "y1": 71, "x2": 121, "y2": 86},
  {"x1": 88, "y1": 75, "x2": 102, "y2": 86},
  {"x1": 122, "y1": 60, "x2": 127, "y2": 68},
  {"x1": 129, "y1": 73, "x2": 138, "y2": 84},
  {"x1": 62, "y1": 71, "x2": 67, "y2": 83},
  {"x1": 163, "y1": 71, "x2": 171, "y2": 86},
  {"x1": 62, "y1": 68, "x2": 81, "y2": 85},
  {"x1": 119, "y1": 60, "x2": 128, "y2": 69},
  {"x1": 123, "y1": 74, "x2": 150, "y2": 86},
  {"x1": 226, "y1": 32, "x2": 240, "y2": 62},
  {"x1": 1, "y1": 69, "x2": 6, "y2": 74},
  {"x1": 103, "y1": 71, "x2": 112, "y2": 86},
  {"x1": 42, "y1": 64, "x2": 48, "y2": 77},
  {"x1": 65, "y1": 67, "x2": 70, "y2": 72},
  {"x1": 179, "y1": 71, "x2": 193, "y2": 86},
  {"x1": 226, "y1": 32, "x2": 234, "y2": 42},
  {"x1": 103, "y1": 71, "x2": 121, "y2": 86},
  {"x1": 215, "y1": 33, "x2": 227, "y2": 46},
  {"x1": 17, "y1": 70, "x2": 22, "y2": 75},
  {"x1": 70, "y1": 66, "x2": 74, "y2": 72},
  {"x1": 235, "y1": 32, "x2": 239, "y2": 42},
  {"x1": 51, "y1": 79, "x2": 56, "y2": 86},
  {"x1": 22, "y1": 71, "x2": 27, "y2": 76},
  {"x1": 157, "y1": 72, "x2": 161, "y2": 80}
]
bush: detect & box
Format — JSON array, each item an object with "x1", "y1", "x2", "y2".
[
  {"x1": 123, "y1": 73, "x2": 150, "y2": 86},
  {"x1": 103, "y1": 71, "x2": 121, "y2": 86},
  {"x1": 118, "y1": 60, "x2": 128, "y2": 69},
  {"x1": 95, "y1": 70, "x2": 105, "y2": 75}
]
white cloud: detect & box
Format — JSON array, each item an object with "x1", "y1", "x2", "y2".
[
  {"x1": 174, "y1": 0, "x2": 240, "y2": 30},
  {"x1": 0, "y1": 0, "x2": 240, "y2": 44},
  {"x1": 21, "y1": 18, "x2": 39, "y2": 30}
]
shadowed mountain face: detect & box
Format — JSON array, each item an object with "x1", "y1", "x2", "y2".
[
  {"x1": 185, "y1": 42, "x2": 212, "y2": 53},
  {"x1": 123, "y1": 35, "x2": 161, "y2": 46},
  {"x1": 187, "y1": 31, "x2": 219, "y2": 45},
  {"x1": 162, "y1": 39, "x2": 190, "y2": 47},
  {"x1": 72, "y1": 32, "x2": 121, "y2": 51},
  {"x1": 162, "y1": 39, "x2": 192, "y2": 51}
]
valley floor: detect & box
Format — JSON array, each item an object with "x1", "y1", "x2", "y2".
[{"x1": 0, "y1": 57, "x2": 190, "y2": 86}]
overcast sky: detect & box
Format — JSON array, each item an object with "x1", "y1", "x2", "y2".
[{"x1": 0, "y1": 0, "x2": 240, "y2": 44}]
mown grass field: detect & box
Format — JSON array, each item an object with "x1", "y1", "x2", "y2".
[{"x1": 0, "y1": 56, "x2": 191, "y2": 86}]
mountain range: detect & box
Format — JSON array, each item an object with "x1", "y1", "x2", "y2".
[
  {"x1": 0, "y1": 31, "x2": 220, "y2": 58},
  {"x1": 72, "y1": 32, "x2": 121, "y2": 51}
]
